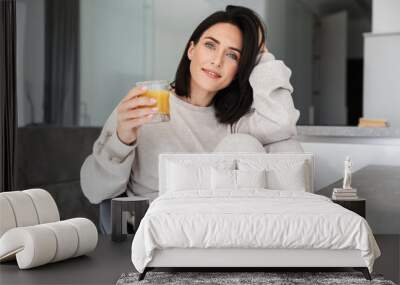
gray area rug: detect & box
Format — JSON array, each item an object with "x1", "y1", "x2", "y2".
[{"x1": 116, "y1": 271, "x2": 396, "y2": 285}]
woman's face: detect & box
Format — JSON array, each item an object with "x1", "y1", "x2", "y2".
[{"x1": 187, "y1": 23, "x2": 243, "y2": 96}]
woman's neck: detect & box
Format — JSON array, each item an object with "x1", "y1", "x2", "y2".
[
  {"x1": 186, "y1": 82, "x2": 216, "y2": 107},
  {"x1": 183, "y1": 94, "x2": 213, "y2": 107}
]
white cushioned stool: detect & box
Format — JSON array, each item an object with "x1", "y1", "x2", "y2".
[
  {"x1": 0, "y1": 189, "x2": 98, "y2": 269},
  {"x1": 0, "y1": 189, "x2": 59, "y2": 236}
]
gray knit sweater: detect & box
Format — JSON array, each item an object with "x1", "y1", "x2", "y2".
[{"x1": 80, "y1": 52, "x2": 300, "y2": 204}]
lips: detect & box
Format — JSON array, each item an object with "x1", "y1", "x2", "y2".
[{"x1": 202, "y1": 68, "x2": 222, "y2": 79}]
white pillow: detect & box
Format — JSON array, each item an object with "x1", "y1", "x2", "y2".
[
  {"x1": 167, "y1": 162, "x2": 211, "y2": 191},
  {"x1": 211, "y1": 168, "x2": 268, "y2": 190},
  {"x1": 237, "y1": 169, "x2": 268, "y2": 189},
  {"x1": 267, "y1": 161, "x2": 307, "y2": 191},
  {"x1": 166, "y1": 159, "x2": 236, "y2": 192},
  {"x1": 238, "y1": 159, "x2": 309, "y2": 192},
  {"x1": 211, "y1": 168, "x2": 236, "y2": 190}
]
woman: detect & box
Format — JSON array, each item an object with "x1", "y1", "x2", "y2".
[{"x1": 80, "y1": 5, "x2": 300, "y2": 233}]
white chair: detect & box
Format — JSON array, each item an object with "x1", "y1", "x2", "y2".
[{"x1": 0, "y1": 189, "x2": 98, "y2": 269}]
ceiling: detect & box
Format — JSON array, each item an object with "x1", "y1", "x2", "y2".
[{"x1": 300, "y1": 0, "x2": 372, "y2": 19}]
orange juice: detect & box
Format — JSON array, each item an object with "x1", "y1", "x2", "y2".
[
  {"x1": 143, "y1": 90, "x2": 170, "y2": 115},
  {"x1": 136, "y1": 80, "x2": 170, "y2": 123}
]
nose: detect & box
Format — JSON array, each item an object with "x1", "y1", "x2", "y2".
[{"x1": 211, "y1": 50, "x2": 224, "y2": 68}]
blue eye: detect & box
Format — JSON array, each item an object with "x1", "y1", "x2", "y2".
[
  {"x1": 227, "y1": 52, "x2": 238, "y2": 61},
  {"x1": 205, "y1": 42, "x2": 215, "y2": 49}
]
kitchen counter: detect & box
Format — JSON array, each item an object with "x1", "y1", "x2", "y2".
[{"x1": 297, "y1": 126, "x2": 400, "y2": 138}]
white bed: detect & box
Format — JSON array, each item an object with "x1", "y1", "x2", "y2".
[{"x1": 131, "y1": 153, "x2": 380, "y2": 280}]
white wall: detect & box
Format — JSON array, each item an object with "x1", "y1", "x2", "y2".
[
  {"x1": 80, "y1": 0, "x2": 268, "y2": 126},
  {"x1": 16, "y1": 0, "x2": 45, "y2": 126},
  {"x1": 300, "y1": 138, "x2": 400, "y2": 234},
  {"x1": 363, "y1": 0, "x2": 400, "y2": 127},
  {"x1": 372, "y1": 0, "x2": 400, "y2": 33},
  {"x1": 363, "y1": 33, "x2": 400, "y2": 127},
  {"x1": 301, "y1": 140, "x2": 400, "y2": 191},
  {"x1": 80, "y1": 0, "x2": 148, "y2": 126},
  {"x1": 79, "y1": 0, "x2": 313, "y2": 127}
]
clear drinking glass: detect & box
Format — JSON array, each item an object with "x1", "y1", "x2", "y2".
[{"x1": 135, "y1": 80, "x2": 170, "y2": 123}]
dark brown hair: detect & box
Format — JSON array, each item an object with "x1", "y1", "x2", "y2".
[{"x1": 172, "y1": 5, "x2": 266, "y2": 125}]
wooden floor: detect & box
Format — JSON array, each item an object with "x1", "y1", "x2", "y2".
[
  {"x1": 373, "y1": 235, "x2": 400, "y2": 284},
  {"x1": 0, "y1": 234, "x2": 398, "y2": 284}
]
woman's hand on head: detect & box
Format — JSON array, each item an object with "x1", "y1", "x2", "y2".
[{"x1": 116, "y1": 86, "x2": 158, "y2": 145}]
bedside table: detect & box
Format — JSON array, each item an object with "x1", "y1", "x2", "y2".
[
  {"x1": 111, "y1": 196, "x2": 149, "y2": 242},
  {"x1": 332, "y1": 198, "x2": 366, "y2": 218}
]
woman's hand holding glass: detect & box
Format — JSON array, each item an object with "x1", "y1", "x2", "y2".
[{"x1": 116, "y1": 86, "x2": 158, "y2": 145}]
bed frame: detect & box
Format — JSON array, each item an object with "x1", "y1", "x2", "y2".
[
  {"x1": 140, "y1": 248, "x2": 371, "y2": 280},
  {"x1": 138, "y1": 153, "x2": 371, "y2": 281}
]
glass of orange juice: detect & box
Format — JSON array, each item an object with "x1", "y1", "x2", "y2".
[{"x1": 135, "y1": 80, "x2": 170, "y2": 123}]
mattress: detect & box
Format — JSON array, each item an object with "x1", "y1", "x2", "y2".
[{"x1": 131, "y1": 189, "x2": 380, "y2": 273}]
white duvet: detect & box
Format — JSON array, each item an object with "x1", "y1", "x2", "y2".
[{"x1": 131, "y1": 190, "x2": 380, "y2": 273}]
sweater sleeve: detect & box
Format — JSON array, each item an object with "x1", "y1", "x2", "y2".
[
  {"x1": 231, "y1": 52, "x2": 300, "y2": 144},
  {"x1": 80, "y1": 107, "x2": 137, "y2": 204}
]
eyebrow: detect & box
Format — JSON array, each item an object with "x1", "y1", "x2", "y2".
[{"x1": 204, "y1": 36, "x2": 242, "y2": 54}]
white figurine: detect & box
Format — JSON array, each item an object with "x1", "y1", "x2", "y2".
[{"x1": 342, "y1": 156, "x2": 352, "y2": 189}]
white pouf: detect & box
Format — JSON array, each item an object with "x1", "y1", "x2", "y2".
[
  {"x1": 0, "y1": 189, "x2": 98, "y2": 269},
  {"x1": 0, "y1": 189, "x2": 60, "y2": 237},
  {"x1": 0, "y1": 219, "x2": 98, "y2": 269},
  {"x1": 0, "y1": 196, "x2": 17, "y2": 237},
  {"x1": 24, "y1": 188, "x2": 60, "y2": 224}
]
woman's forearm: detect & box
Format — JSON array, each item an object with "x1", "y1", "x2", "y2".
[
  {"x1": 80, "y1": 108, "x2": 136, "y2": 204},
  {"x1": 232, "y1": 52, "x2": 300, "y2": 144}
]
